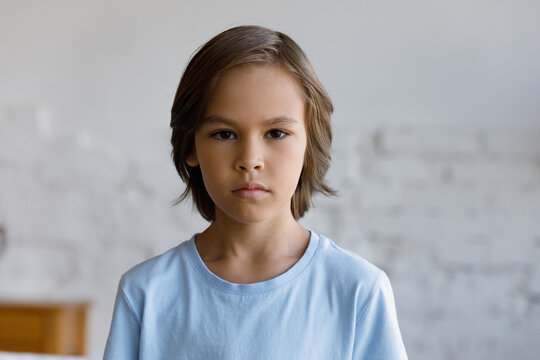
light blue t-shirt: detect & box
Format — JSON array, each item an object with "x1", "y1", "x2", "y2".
[{"x1": 103, "y1": 230, "x2": 407, "y2": 359}]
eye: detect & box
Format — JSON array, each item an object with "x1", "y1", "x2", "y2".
[
  {"x1": 266, "y1": 129, "x2": 289, "y2": 140},
  {"x1": 211, "y1": 130, "x2": 236, "y2": 140}
]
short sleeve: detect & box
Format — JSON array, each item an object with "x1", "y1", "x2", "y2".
[
  {"x1": 353, "y1": 272, "x2": 408, "y2": 360},
  {"x1": 103, "y1": 280, "x2": 141, "y2": 360}
]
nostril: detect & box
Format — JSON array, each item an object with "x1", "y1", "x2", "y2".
[{"x1": 235, "y1": 159, "x2": 264, "y2": 171}]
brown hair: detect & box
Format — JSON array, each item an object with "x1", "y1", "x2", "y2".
[{"x1": 170, "y1": 25, "x2": 337, "y2": 221}]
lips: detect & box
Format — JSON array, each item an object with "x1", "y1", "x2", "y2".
[
  {"x1": 232, "y1": 182, "x2": 268, "y2": 192},
  {"x1": 232, "y1": 182, "x2": 269, "y2": 199}
]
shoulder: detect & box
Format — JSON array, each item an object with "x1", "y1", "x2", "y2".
[
  {"x1": 118, "y1": 239, "x2": 192, "y2": 298},
  {"x1": 314, "y1": 231, "x2": 384, "y2": 285},
  {"x1": 310, "y1": 231, "x2": 393, "y2": 310},
  {"x1": 310, "y1": 232, "x2": 407, "y2": 358}
]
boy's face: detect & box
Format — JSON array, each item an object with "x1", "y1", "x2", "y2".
[{"x1": 186, "y1": 63, "x2": 307, "y2": 225}]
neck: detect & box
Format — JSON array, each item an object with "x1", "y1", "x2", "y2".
[{"x1": 196, "y1": 212, "x2": 308, "y2": 263}]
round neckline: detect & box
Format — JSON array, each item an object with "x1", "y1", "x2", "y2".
[{"x1": 186, "y1": 228, "x2": 320, "y2": 295}]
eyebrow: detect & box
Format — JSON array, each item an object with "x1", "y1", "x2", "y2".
[{"x1": 201, "y1": 115, "x2": 298, "y2": 127}]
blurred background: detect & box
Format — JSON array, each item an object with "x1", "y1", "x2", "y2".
[{"x1": 1, "y1": 0, "x2": 539, "y2": 359}]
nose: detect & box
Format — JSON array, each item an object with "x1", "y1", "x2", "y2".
[{"x1": 234, "y1": 138, "x2": 264, "y2": 173}]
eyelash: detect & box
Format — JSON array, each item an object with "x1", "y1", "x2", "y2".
[{"x1": 210, "y1": 129, "x2": 289, "y2": 140}]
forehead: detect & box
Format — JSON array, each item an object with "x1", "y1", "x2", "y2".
[{"x1": 201, "y1": 63, "x2": 306, "y2": 126}]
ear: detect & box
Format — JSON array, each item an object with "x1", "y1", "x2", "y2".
[{"x1": 185, "y1": 149, "x2": 199, "y2": 167}]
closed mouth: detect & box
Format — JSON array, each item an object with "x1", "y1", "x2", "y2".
[{"x1": 232, "y1": 182, "x2": 268, "y2": 192}]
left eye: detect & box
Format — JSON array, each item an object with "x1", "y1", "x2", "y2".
[
  {"x1": 212, "y1": 130, "x2": 236, "y2": 140},
  {"x1": 266, "y1": 130, "x2": 288, "y2": 139}
]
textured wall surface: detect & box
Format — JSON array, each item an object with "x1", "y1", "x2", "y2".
[{"x1": 1, "y1": 1, "x2": 539, "y2": 359}]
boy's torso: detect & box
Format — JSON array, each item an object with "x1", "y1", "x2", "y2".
[{"x1": 116, "y1": 231, "x2": 389, "y2": 359}]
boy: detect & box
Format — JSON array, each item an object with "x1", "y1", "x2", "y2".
[{"x1": 104, "y1": 25, "x2": 407, "y2": 359}]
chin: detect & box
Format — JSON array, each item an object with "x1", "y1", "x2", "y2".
[
  {"x1": 230, "y1": 212, "x2": 269, "y2": 225},
  {"x1": 213, "y1": 198, "x2": 293, "y2": 225},
  {"x1": 217, "y1": 206, "x2": 275, "y2": 225}
]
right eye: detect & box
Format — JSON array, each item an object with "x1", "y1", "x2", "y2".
[{"x1": 211, "y1": 130, "x2": 236, "y2": 140}]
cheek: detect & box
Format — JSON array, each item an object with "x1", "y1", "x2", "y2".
[
  {"x1": 273, "y1": 143, "x2": 306, "y2": 184},
  {"x1": 197, "y1": 155, "x2": 226, "y2": 189},
  {"x1": 292, "y1": 138, "x2": 308, "y2": 169}
]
